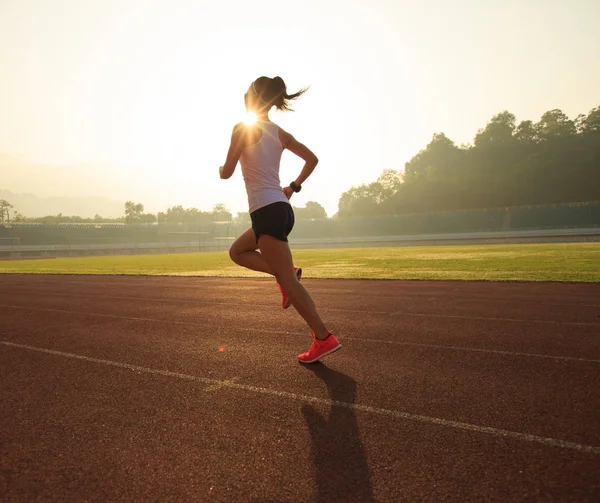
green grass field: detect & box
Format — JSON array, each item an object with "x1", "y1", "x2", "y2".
[{"x1": 1, "y1": 243, "x2": 599, "y2": 282}]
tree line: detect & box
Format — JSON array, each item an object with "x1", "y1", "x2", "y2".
[
  {"x1": 0, "y1": 199, "x2": 328, "y2": 225},
  {"x1": 4, "y1": 106, "x2": 598, "y2": 225},
  {"x1": 338, "y1": 105, "x2": 600, "y2": 217},
  {"x1": 132, "y1": 201, "x2": 326, "y2": 224}
]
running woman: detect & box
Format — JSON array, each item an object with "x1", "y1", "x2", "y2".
[{"x1": 219, "y1": 76, "x2": 341, "y2": 364}]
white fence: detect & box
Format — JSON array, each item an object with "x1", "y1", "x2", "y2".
[
  {"x1": 291, "y1": 227, "x2": 600, "y2": 248},
  {"x1": 1, "y1": 227, "x2": 599, "y2": 259}
]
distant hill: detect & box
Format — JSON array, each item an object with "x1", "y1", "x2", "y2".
[
  {"x1": 0, "y1": 153, "x2": 125, "y2": 217},
  {"x1": 0, "y1": 189, "x2": 125, "y2": 218}
]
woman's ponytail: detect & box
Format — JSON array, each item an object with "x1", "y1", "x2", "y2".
[
  {"x1": 253, "y1": 76, "x2": 307, "y2": 112},
  {"x1": 270, "y1": 76, "x2": 307, "y2": 111}
]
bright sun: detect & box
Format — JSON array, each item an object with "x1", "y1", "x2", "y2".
[{"x1": 244, "y1": 112, "x2": 257, "y2": 125}]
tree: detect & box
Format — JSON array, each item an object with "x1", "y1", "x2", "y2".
[
  {"x1": 159, "y1": 205, "x2": 221, "y2": 225},
  {"x1": 535, "y1": 109, "x2": 576, "y2": 140},
  {"x1": 164, "y1": 205, "x2": 187, "y2": 223},
  {"x1": 336, "y1": 105, "x2": 600, "y2": 217},
  {"x1": 212, "y1": 204, "x2": 232, "y2": 222},
  {"x1": 139, "y1": 213, "x2": 157, "y2": 224},
  {"x1": 235, "y1": 212, "x2": 251, "y2": 225},
  {"x1": 337, "y1": 183, "x2": 384, "y2": 218},
  {"x1": 578, "y1": 106, "x2": 600, "y2": 134},
  {"x1": 377, "y1": 169, "x2": 403, "y2": 196},
  {"x1": 474, "y1": 111, "x2": 516, "y2": 147},
  {"x1": 124, "y1": 201, "x2": 156, "y2": 224},
  {"x1": 514, "y1": 120, "x2": 537, "y2": 144},
  {"x1": 294, "y1": 201, "x2": 327, "y2": 220},
  {"x1": 305, "y1": 201, "x2": 327, "y2": 219},
  {"x1": 400, "y1": 132, "x2": 467, "y2": 211},
  {"x1": 0, "y1": 200, "x2": 14, "y2": 223},
  {"x1": 124, "y1": 201, "x2": 144, "y2": 224}
]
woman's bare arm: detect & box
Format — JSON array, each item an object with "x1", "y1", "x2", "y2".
[
  {"x1": 219, "y1": 123, "x2": 246, "y2": 179},
  {"x1": 279, "y1": 129, "x2": 319, "y2": 191}
]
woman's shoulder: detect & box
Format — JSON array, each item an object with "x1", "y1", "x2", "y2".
[
  {"x1": 231, "y1": 121, "x2": 259, "y2": 138},
  {"x1": 275, "y1": 126, "x2": 293, "y2": 148},
  {"x1": 258, "y1": 120, "x2": 288, "y2": 146},
  {"x1": 232, "y1": 122, "x2": 264, "y2": 148},
  {"x1": 232, "y1": 122, "x2": 250, "y2": 134}
]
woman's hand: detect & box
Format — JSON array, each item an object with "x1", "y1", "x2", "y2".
[{"x1": 282, "y1": 186, "x2": 294, "y2": 200}]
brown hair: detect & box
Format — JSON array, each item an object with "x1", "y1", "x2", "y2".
[{"x1": 252, "y1": 76, "x2": 307, "y2": 112}]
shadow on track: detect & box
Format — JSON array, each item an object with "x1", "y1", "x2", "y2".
[{"x1": 300, "y1": 363, "x2": 374, "y2": 503}]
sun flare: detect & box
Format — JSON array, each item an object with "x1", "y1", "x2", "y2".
[{"x1": 244, "y1": 112, "x2": 257, "y2": 125}]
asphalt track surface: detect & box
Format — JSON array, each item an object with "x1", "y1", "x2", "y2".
[{"x1": 1, "y1": 274, "x2": 599, "y2": 502}]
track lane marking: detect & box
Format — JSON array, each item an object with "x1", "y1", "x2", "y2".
[
  {"x1": 1, "y1": 340, "x2": 599, "y2": 455},
  {"x1": 1, "y1": 304, "x2": 600, "y2": 364},
  {"x1": 2, "y1": 282, "x2": 599, "y2": 308},
  {"x1": 0, "y1": 302, "x2": 597, "y2": 327},
  {"x1": 354, "y1": 338, "x2": 600, "y2": 364}
]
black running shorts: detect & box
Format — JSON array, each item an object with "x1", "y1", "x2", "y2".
[{"x1": 250, "y1": 202, "x2": 295, "y2": 243}]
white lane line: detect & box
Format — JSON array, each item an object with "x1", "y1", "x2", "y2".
[
  {"x1": 1, "y1": 304, "x2": 600, "y2": 364},
  {"x1": 1, "y1": 301, "x2": 597, "y2": 327},
  {"x1": 204, "y1": 377, "x2": 241, "y2": 392},
  {"x1": 1, "y1": 340, "x2": 599, "y2": 455},
  {"x1": 352, "y1": 338, "x2": 600, "y2": 364},
  {"x1": 389, "y1": 310, "x2": 599, "y2": 327}
]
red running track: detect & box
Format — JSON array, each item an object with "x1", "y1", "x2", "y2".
[{"x1": 1, "y1": 274, "x2": 599, "y2": 502}]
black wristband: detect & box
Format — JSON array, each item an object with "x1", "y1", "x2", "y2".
[{"x1": 290, "y1": 181, "x2": 302, "y2": 193}]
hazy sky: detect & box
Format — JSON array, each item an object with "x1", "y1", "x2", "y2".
[{"x1": 1, "y1": 0, "x2": 599, "y2": 216}]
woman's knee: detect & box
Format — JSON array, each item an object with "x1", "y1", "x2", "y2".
[
  {"x1": 229, "y1": 245, "x2": 239, "y2": 263},
  {"x1": 275, "y1": 271, "x2": 299, "y2": 292}
]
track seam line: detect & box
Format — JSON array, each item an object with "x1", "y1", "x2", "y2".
[
  {"x1": 389, "y1": 311, "x2": 598, "y2": 326},
  {"x1": 4, "y1": 287, "x2": 600, "y2": 309},
  {"x1": 0, "y1": 304, "x2": 304, "y2": 336},
  {"x1": 1, "y1": 340, "x2": 599, "y2": 455},
  {"x1": 354, "y1": 338, "x2": 600, "y2": 364},
  {"x1": 1, "y1": 304, "x2": 600, "y2": 364},
  {"x1": 0, "y1": 302, "x2": 597, "y2": 327}
]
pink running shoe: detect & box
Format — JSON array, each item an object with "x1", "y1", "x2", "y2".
[
  {"x1": 278, "y1": 267, "x2": 302, "y2": 310},
  {"x1": 297, "y1": 332, "x2": 342, "y2": 364}
]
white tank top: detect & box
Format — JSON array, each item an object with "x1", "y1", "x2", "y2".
[{"x1": 239, "y1": 120, "x2": 290, "y2": 213}]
